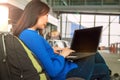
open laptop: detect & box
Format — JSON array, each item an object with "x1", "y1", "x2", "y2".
[{"x1": 67, "y1": 26, "x2": 103, "y2": 60}]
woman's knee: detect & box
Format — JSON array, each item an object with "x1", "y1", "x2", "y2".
[{"x1": 94, "y1": 63, "x2": 109, "y2": 74}]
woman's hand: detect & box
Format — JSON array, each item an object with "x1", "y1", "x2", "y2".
[
  {"x1": 53, "y1": 46, "x2": 75, "y2": 58},
  {"x1": 60, "y1": 48, "x2": 75, "y2": 58},
  {"x1": 53, "y1": 46, "x2": 63, "y2": 54}
]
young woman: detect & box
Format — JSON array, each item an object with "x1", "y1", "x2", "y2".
[{"x1": 13, "y1": 0, "x2": 110, "y2": 80}]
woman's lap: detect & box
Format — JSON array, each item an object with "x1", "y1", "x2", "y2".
[
  {"x1": 90, "y1": 63, "x2": 110, "y2": 80},
  {"x1": 95, "y1": 52, "x2": 106, "y2": 63},
  {"x1": 66, "y1": 55, "x2": 95, "y2": 80},
  {"x1": 66, "y1": 52, "x2": 110, "y2": 80}
]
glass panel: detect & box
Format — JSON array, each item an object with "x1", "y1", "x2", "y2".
[
  {"x1": 103, "y1": 0, "x2": 119, "y2": 5},
  {"x1": 69, "y1": 0, "x2": 84, "y2": 5},
  {"x1": 86, "y1": 0, "x2": 102, "y2": 5},
  {"x1": 96, "y1": 15, "x2": 109, "y2": 35},
  {"x1": 81, "y1": 14, "x2": 94, "y2": 27},
  {"x1": 49, "y1": 0, "x2": 119, "y2": 6}
]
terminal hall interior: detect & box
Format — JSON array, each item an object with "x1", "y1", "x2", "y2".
[{"x1": 0, "y1": 0, "x2": 120, "y2": 79}]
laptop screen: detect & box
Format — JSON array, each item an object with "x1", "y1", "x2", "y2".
[{"x1": 70, "y1": 26, "x2": 103, "y2": 53}]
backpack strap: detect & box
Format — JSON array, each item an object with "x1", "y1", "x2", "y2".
[
  {"x1": 17, "y1": 38, "x2": 47, "y2": 80},
  {"x1": 1, "y1": 33, "x2": 12, "y2": 80}
]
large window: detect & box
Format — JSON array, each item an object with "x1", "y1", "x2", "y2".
[{"x1": 60, "y1": 14, "x2": 120, "y2": 47}]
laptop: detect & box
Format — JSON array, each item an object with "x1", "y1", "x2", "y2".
[{"x1": 67, "y1": 26, "x2": 103, "y2": 60}]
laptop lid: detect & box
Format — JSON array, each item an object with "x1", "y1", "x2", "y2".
[{"x1": 70, "y1": 26, "x2": 103, "y2": 53}]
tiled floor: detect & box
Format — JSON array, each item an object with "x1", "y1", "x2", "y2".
[{"x1": 99, "y1": 50, "x2": 120, "y2": 75}]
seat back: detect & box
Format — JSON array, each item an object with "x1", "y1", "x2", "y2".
[{"x1": 0, "y1": 33, "x2": 50, "y2": 80}]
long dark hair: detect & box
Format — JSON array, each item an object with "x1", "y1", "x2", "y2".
[{"x1": 13, "y1": 0, "x2": 50, "y2": 36}]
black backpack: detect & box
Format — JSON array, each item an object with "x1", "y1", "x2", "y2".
[{"x1": 0, "y1": 33, "x2": 50, "y2": 80}]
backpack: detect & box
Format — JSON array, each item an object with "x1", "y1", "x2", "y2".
[{"x1": 0, "y1": 33, "x2": 50, "y2": 80}]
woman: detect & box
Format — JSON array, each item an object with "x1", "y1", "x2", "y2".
[{"x1": 13, "y1": 0, "x2": 110, "y2": 80}]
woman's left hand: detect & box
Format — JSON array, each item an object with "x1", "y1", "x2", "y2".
[{"x1": 53, "y1": 46, "x2": 63, "y2": 54}]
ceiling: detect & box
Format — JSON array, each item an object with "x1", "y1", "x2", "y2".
[
  {"x1": 1, "y1": 0, "x2": 120, "y2": 25},
  {"x1": 6, "y1": 0, "x2": 120, "y2": 16},
  {"x1": 5, "y1": 0, "x2": 120, "y2": 15},
  {"x1": 47, "y1": 0, "x2": 120, "y2": 15}
]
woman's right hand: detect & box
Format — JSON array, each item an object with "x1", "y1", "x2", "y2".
[{"x1": 60, "y1": 48, "x2": 75, "y2": 58}]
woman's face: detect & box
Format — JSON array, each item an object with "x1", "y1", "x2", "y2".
[{"x1": 35, "y1": 13, "x2": 48, "y2": 29}]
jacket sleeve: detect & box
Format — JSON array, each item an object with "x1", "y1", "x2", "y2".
[{"x1": 19, "y1": 33, "x2": 66, "y2": 77}]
